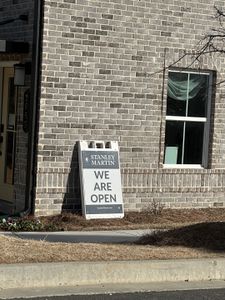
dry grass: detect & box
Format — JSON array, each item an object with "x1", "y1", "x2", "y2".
[
  {"x1": 2, "y1": 208, "x2": 225, "y2": 264},
  {"x1": 0, "y1": 235, "x2": 224, "y2": 265}
]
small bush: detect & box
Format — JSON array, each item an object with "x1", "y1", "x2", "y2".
[
  {"x1": 146, "y1": 199, "x2": 165, "y2": 216},
  {"x1": 0, "y1": 216, "x2": 60, "y2": 232}
]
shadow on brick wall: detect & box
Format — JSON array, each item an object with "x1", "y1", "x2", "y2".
[
  {"x1": 62, "y1": 142, "x2": 82, "y2": 213},
  {"x1": 207, "y1": 70, "x2": 217, "y2": 168}
]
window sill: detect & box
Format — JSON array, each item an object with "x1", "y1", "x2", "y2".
[{"x1": 163, "y1": 164, "x2": 204, "y2": 169}]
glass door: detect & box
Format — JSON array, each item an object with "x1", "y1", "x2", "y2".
[{"x1": 0, "y1": 67, "x2": 17, "y2": 202}]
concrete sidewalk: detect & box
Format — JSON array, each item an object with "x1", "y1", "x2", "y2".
[{"x1": 1, "y1": 229, "x2": 153, "y2": 243}]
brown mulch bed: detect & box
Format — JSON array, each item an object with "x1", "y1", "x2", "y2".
[
  {"x1": 39, "y1": 208, "x2": 225, "y2": 231},
  {"x1": 137, "y1": 222, "x2": 225, "y2": 251}
]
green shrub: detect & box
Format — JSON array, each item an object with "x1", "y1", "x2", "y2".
[{"x1": 0, "y1": 216, "x2": 60, "y2": 232}]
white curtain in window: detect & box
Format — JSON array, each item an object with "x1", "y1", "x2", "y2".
[{"x1": 167, "y1": 75, "x2": 205, "y2": 101}]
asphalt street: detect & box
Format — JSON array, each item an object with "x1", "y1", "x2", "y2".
[{"x1": 7, "y1": 289, "x2": 225, "y2": 300}]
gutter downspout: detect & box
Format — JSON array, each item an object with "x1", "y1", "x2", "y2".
[{"x1": 21, "y1": 0, "x2": 43, "y2": 216}]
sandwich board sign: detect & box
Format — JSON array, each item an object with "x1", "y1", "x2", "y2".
[{"x1": 78, "y1": 140, "x2": 124, "y2": 219}]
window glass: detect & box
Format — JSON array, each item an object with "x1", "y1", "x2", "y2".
[
  {"x1": 5, "y1": 131, "x2": 15, "y2": 184},
  {"x1": 164, "y1": 70, "x2": 211, "y2": 166},
  {"x1": 164, "y1": 121, "x2": 183, "y2": 164},
  {"x1": 183, "y1": 122, "x2": 204, "y2": 164},
  {"x1": 7, "y1": 78, "x2": 16, "y2": 130},
  {"x1": 167, "y1": 72, "x2": 188, "y2": 116},
  {"x1": 188, "y1": 74, "x2": 208, "y2": 118}
]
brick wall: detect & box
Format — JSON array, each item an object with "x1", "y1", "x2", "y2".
[{"x1": 35, "y1": 0, "x2": 225, "y2": 215}]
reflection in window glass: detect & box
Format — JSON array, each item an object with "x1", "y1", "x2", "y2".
[
  {"x1": 5, "y1": 131, "x2": 15, "y2": 184},
  {"x1": 4, "y1": 76, "x2": 16, "y2": 185},
  {"x1": 7, "y1": 78, "x2": 16, "y2": 130}
]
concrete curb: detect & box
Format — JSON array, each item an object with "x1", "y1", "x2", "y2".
[{"x1": 1, "y1": 258, "x2": 225, "y2": 290}]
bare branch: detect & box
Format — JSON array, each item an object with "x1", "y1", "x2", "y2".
[
  {"x1": 214, "y1": 5, "x2": 225, "y2": 19},
  {"x1": 146, "y1": 6, "x2": 225, "y2": 86},
  {"x1": 215, "y1": 79, "x2": 225, "y2": 86}
]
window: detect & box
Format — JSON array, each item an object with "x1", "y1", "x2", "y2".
[{"x1": 164, "y1": 70, "x2": 212, "y2": 168}]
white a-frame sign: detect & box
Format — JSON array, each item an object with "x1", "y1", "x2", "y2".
[{"x1": 78, "y1": 141, "x2": 124, "y2": 220}]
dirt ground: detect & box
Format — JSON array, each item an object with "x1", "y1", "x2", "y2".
[{"x1": 1, "y1": 208, "x2": 225, "y2": 264}]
